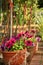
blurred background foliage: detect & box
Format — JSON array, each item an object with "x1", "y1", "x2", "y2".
[
  {"x1": 0, "y1": 0, "x2": 38, "y2": 26},
  {"x1": 0, "y1": 0, "x2": 43, "y2": 39}
]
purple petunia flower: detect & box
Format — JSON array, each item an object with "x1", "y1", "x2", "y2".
[
  {"x1": 31, "y1": 29, "x2": 36, "y2": 33},
  {"x1": 5, "y1": 41, "x2": 12, "y2": 49},
  {"x1": 24, "y1": 31, "x2": 33, "y2": 38},
  {"x1": 24, "y1": 40, "x2": 33, "y2": 46},
  {"x1": 16, "y1": 33, "x2": 22, "y2": 40},
  {"x1": 25, "y1": 31, "x2": 29, "y2": 34},
  {"x1": 1, "y1": 38, "x2": 9, "y2": 51},
  {"x1": 10, "y1": 38, "x2": 16, "y2": 43},
  {"x1": 5, "y1": 38, "x2": 16, "y2": 49},
  {"x1": 1, "y1": 46, "x2": 4, "y2": 51},
  {"x1": 1, "y1": 43, "x2": 5, "y2": 51},
  {"x1": 28, "y1": 34, "x2": 33, "y2": 38},
  {"x1": 36, "y1": 37, "x2": 41, "y2": 42}
]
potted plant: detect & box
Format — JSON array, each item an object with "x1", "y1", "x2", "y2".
[
  {"x1": 1, "y1": 32, "x2": 27, "y2": 65},
  {"x1": 24, "y1": 30, "x2": 37, "y2": 53},
  {"x1": 1, "y1": 30, "x2": 37, "y2": 65},
  {"x1": 23, "y1": 30, "x2": 37, "y2": 64}
]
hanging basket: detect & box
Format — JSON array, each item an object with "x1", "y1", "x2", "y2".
[{"x1": 2, "y1": 48, "x2": 26, "y2": 65}]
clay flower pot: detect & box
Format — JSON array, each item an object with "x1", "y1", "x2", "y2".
[
  {"x1": 2, "y1": 48, "x2": 26, "y2": 65},
  {"x1": 27, "y1": 46, "x2": 36, "y2": 64}
]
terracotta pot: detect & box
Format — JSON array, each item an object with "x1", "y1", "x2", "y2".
[
  {"x1": 2, "y1": 48, "x2": 26, "y2": 65},
  {"x1": 27, "y1": 46, "x2": 36, "y2": 54},
  {"x1": 27, "y1": 46, "x2": 36, "y2": 64}
]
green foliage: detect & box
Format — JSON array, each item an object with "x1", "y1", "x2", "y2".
[
  {"x1": 13, "y1": 1, "x2": 26, "y2": 25},
  {"x1": 11, "y1": 39, "x2": 24, "y2": 51},
  {"x1": 1, "y1": 0, "x2": 38, "y2": 25},
  {"x1": 13, "y1": 0, "x2": 38, "y2": 25},
  {"x1": 36, "y1": 9, "x2": 43, "y2": 40},
  {"x1": 30, "y1": 37, "x2": 36, "y2": 43}
]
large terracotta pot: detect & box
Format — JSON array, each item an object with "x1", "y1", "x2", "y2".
[{"x1": 2, "y1": 48, "x2": 26, "y2": 65}]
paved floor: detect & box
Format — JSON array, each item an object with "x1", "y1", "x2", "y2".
[{"x1": 30, "y1": 54, "x2": 43, "y2": 65}]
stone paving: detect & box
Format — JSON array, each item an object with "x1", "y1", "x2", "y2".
[{"x1": 30, "y1": 54, "x2": 43, "y2": 65}]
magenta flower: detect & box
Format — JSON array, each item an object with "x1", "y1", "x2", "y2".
[
  {"x1": 16, "y1": 33, "x2": 22, "y2": 40},
  {"x1": 10, "y1": 38, "x2": 16, "y2": 43},
  {"x1": 24, "y1": 31, "x2": 29, "y2": 37},
  {"x1": 28, "y1": 34, "x2": 33, "y2": 38},
  {"x1": 25, "y1": 31, "x2": 29, "y2": 34},
  {"x1": 21, "y1": 32, "x2": 25, "y2": 36},
  {"x1": 31, "y1": 29, "x2": 36, "y2": 33},
  {"x1": 5, "y1": 41, "x2": 12, "y2": 49},
  {"x1": 5, "y1": 38, "x2": 16, "y2": 49},
  {"x1": 24, "y1": 31, "x2": 33, "y2": 38},
  {"x1": 24, "y1": 40, "x2": 33, "y2": 46},
  {"x1": 25, "y1": 31, "x2": 29, "y2": 35},
  {"x1": 1, "y1": 38, "x2": 9, "y2": 51},
  {"x1": 25, "y1": 33, "x2": 33, "y2": 38}
]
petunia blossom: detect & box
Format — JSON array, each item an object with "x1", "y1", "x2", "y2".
[
  {"x1": 16, "y1": 33, "x2": 22, "y2": 40},
  {"x1": 24, "y1": 40, "x2": 33, "y2": 46},
  {"x1": 36, "y1": 37, "x2": 41, "y2": 42},
  {"x1": 31, "y1": 29, "x2": 36, "y2": 33},
  {"x1": 5, "y1": 38, "x2": 16, "y2": 49}
]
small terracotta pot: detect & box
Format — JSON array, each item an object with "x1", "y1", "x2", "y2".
[
  {"x1": 27, "y1": 46, "x2": 36, "y2": 64},
  {"x1": 2, "y1": 48, "x2": 26, "y2": 65}
]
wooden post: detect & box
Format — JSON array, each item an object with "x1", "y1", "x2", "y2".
[{"x1": 10, "y1": 0, "x2": 13, "y2": 38}]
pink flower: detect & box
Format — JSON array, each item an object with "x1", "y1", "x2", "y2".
[
  {"x1": 5, "y1": 41, "x2": 11, "y2": 48},
  {"x1": 5, "y1": 38, "x2": 16, "y2": 49},
  {"x1": 10, "y1": 38, "x2": 16, "y2": 43},
  {"x1": 24, "y1": 40, "x2": 33, "y2": 46},
  {"x1": 16, "y1": 33, "x2": 22, "y2": 39},
  {"x1": 36, "y1": 37, "x2": 41, "y2": 42},
  {"x1": 31, "y1": 29, "x2": 36, "y2": 33},
  {"x1": 28, "y1": 34, "x2": 33, "y2": 38},
  {"x1": 21, "y1": 32, "x2": 25, "y2": 36},
  {"x1": 24, "y1": 31, "x2": 33, "y2": 38},
  {"x1": 25, "y1": 31, "x2": 29, "y2": 34}
]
